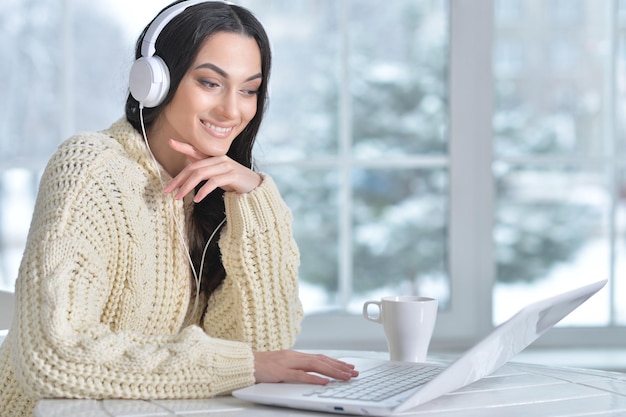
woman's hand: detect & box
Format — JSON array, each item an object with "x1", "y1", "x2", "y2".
[
  {"x1": 253, "y1": 351, "x2": 359, "y2": 385},
  {"x1": 163, "y1": 139, "x2": 262, "y2": 202}
]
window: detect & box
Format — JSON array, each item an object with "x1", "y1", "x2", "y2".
[{"x1": 1, "y1": 0, "x2": 624, "y2": 351}]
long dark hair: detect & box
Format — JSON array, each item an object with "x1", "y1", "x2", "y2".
[{"x1": 125, "y1": 1, "x2": 272, "y2": 297}]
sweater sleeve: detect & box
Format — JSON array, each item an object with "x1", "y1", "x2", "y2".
[
  {"x1": 203, "y1": 174, "x2": 304, "y2": 351},
  {"x1": 10, "y1": 136, "x2": 255, "y2": 401}
]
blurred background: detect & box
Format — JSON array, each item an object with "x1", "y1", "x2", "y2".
[{"x1": 1, "y1": 0, "x2": 626, "y2": 365}]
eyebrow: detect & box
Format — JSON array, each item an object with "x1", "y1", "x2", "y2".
[{"x1": 194, "y1": 62, "x2": 262, "y2": 82}]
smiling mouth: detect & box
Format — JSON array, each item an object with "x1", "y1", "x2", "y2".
[{"x1": 202, "y1": 120, "x2": 234, "y2": 136}]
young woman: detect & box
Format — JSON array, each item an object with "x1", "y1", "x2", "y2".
[{"x1": 0, "y1": 2, "x2": 356, "y2": 416}]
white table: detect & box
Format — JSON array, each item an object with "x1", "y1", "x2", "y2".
[{"x1": 35, "y1": 351, "x2": 626, "y2": 417}]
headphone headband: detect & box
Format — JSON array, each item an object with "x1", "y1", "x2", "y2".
[{"x1": 141, "y1": 0, "x2": 210, "y2": 57}]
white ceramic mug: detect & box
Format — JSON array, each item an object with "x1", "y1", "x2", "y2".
[{"x1": 363, "y1": 296, "x2": 438, "y2": 362}]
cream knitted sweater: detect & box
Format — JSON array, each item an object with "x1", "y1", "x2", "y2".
[{"x1": 0, "y1": 119, "x2": 303, "y2": 417}]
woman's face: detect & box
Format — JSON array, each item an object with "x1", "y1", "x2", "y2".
[{"x1": 161, "y1": 31, "x2": 262, "y2": 157}]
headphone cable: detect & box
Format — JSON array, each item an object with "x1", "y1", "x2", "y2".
[{"x1": 139, "y1": 105, "x2": 225, "y2": 318}]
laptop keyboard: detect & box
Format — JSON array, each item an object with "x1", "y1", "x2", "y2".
[{"x1": 304, "y1": 362, "x2": 443, "y2": 402}]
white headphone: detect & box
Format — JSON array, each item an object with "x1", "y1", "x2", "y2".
[{"x1": 129, "y1": 0, "x2": 211, "y2": 108}]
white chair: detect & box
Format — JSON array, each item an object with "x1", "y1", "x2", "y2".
[{"x1": 0, "y1": 290, "x2": 15, "y2": 331}]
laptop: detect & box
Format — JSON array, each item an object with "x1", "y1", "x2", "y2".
[{"x1": 233, "y1": 279, "x2": 607, "y2": 416}]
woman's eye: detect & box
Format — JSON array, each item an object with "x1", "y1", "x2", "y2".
[
  {"x1": 200, "y1": 79, "x2": 220, "y2": 88},
  {"x1": 241, "y1": 89, "x2": 259, "y2": 97}
]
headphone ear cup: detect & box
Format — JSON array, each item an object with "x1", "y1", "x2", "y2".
[{"x1": 129, "y1": 56, "x2": 171, "y2": 108}]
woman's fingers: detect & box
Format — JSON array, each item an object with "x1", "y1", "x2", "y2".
[
  {"x1": 300, "y1": 354, "x2": 357, "y2": 380},
  {"x1": 164, "y1": 159, "x2": 222, "y2": 199},
  {"x1": 163, "y1": 151, "x2": 261, "y2": 200},
  {"x1": 165, "y1": 159, "x2": 261, "y2": 200},
  {"x1": 167, "y1": 138, "x2": 206, "y2": 162},
  {"x1": 253, "y1": 351, "x2": 359, "y2": 385},
  {"x1": 288, "y1": 369, "x2": 334, "y2": 385}
]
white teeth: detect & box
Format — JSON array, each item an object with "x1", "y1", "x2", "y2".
[{"x1": 203, "y1": 121, "x2": 232, "y2": 134}]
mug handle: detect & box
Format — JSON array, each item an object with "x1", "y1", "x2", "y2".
[{"x1": 363, "y1": 301, "x2": 383, "y2": 323}]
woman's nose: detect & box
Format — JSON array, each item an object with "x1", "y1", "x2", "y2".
[{"x1": 216, "y1": 90, "x2": 239, "y2": 119}]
